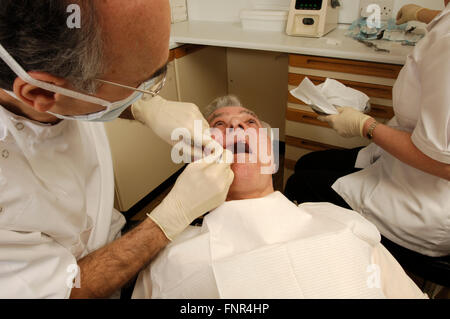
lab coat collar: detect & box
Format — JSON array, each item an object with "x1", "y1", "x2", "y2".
[
  {"x1": 0, "y1": 104, "x2": 68, "y2": 141},
  {"x1": 427, "y1": 3, "x2": 450, "y2": 31}
]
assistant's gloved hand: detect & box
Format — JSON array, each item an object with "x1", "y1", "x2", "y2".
[
  {"x1": 317, "y1": 107, "x2": 373, "y2": 138},
  {"x1": 132, "y1": 96, "x2": 213, "y2": 148},
  {"x1": 148, "y1": 152, "x2": 234, "y2": 240},
  {"x1": 396, "y1": 4, "x2": 424, "y2": 25}
]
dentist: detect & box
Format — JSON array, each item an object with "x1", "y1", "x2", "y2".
[{"x1": 0, "y1": 0, "x2": 233, "y2": 298}]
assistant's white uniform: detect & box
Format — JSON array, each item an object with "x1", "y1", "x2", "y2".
[
  {"x1": 0, "y1": 106, "x2": 125, "y2": 298},
  {"x1": 333, "y1": 5, "x2": 450, "y2": 257},
  {"x1": 133, "y1": 192, "x2": 425, "y2": 299}
]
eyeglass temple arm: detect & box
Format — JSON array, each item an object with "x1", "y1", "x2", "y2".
[{"x1": 96, "y1": 75, "x2": 167, "y2": 97}]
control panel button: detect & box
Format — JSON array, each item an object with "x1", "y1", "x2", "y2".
[{"x1": 303, "y1": 18, "x2": 315, "y2": 25}]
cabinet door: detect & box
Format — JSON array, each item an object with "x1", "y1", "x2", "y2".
[
  {"x1": 174, "y1": 45, "x2": 228, "y2": 113},
  {"x1": 227, "y1": 48, "x2": 288, "y2": 141},
  {"x1": 104, "y1": 60, "x2": 183, "y2": 212}
]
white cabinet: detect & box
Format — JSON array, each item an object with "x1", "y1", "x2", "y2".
[
  {"x1": 174, "y1": 45, "x2": 228, "y2": 113},
  {"x1": 227, "y1": 48, "x2": 288, "y2": 140}
]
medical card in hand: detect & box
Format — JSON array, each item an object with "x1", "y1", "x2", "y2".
[{"x1": 290, "y1": 77, "x2": 370, "y2": 115}]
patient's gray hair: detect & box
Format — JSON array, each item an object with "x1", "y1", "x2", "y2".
[
  {"x1": 204, "y1": 95, "x2": 243, "y2": 119},
  {"x1": 204, "y1": 95, "x2": 272, "y2": 130}
]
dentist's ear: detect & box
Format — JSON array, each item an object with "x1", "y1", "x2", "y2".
[{"x1": 13, "y1": 72, "x2": 65, "y2": 112}]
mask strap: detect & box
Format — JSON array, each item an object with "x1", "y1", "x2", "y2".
[
  {"x1": 0, "y1": 43, "x2": 111, "y2": 108},
  {"x1": 3, "y1": 89, "x2": 19, "y2": 100}
]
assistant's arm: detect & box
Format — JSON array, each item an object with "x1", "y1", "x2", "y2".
[
  {"x1": 396, "y1": 4, "x2": 441, "y2": 24},
  {"x1": 362, "y1": 120, "x2": 450, "y2": 181},
  {"x1": 362, "y1": 35, "x2": 450, "y2": 181},
  {"x1": 417, "y1": 8, "x2": 441, "y2": 24}
]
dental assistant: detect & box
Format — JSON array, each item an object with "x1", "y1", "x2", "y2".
[
  {"x1": 285, "y1": 1, "x2": 450, "y2": 257},
  {"x1": 0, "y1": 0, "x2": 233, "y2": 298}
]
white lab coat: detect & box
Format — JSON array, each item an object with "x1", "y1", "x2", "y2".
[
  {"x1": 133, "y1": 192, "x2": 426, "y2": 299},
  {"x1": 333, "y1": 4, "x2": 450, "y2": 257},
  {"x1": 0, "y1": 106, "x2": 125, "y2": 298}
]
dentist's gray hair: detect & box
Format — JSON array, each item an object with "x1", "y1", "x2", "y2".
[{"x1": 0, "y1": 0, "x2": 104, "y2": 93}]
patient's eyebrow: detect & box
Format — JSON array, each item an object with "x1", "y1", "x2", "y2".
[
  {"x1": 209, "y1": 109, "x2": 260, "y2": 124},
  {"x1": 240, "y1": 110, "x2": 258, "y2": 118},
  {"x1": 208, "y1": 112, "x2": 225, "y2": 123}
]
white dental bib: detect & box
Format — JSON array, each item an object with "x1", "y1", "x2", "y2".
[{"x1": 134, "y1": 192, "x2": 401, "y2": 299}]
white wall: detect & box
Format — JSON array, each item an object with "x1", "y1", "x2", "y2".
[
  {"x1": 186, "y1": 0, "x2": 446, "y2": 23},
  {"x1": 186, "y1": 0, "x2": 252, "y2": 22}
]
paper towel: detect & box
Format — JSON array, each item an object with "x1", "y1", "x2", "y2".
[{"x1": 290, "y1": 77, "x2": 370, "y2": 115}]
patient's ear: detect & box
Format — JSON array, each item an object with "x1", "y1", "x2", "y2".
[{"x1": 13, "y1": 72, "x2": 66, "y2": 112}]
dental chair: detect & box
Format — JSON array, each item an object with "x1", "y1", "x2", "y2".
[{"x1": 381, "y1": 237, "x2": 450, "y2": 298}]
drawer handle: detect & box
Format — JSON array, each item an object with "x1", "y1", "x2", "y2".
[
  {"x1": 301, "y1": 114, "x2": 317, "y2": 121},
  {"x1": 305, "y1": 58, "x2": 394, "y2": 73}
]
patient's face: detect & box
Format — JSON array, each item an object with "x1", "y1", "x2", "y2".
[{"x1": 208, "y1": 106, "x2": 274, "y2": 201}]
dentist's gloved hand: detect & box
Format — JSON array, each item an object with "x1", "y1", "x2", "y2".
[
  {"x1": 132, "y1": 96, "x2": 213, "y2": 148},
  {"x1": 318, "y1": 107, "x2": 373, "y2": 138},
  {"x1": 396, "y1": 4, "x2": 424, "y2": 25},
  {"x1": 148, "y1": 151, "x2": 234, "y2": 240}
]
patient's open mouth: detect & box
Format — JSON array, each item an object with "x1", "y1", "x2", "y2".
[{"x1": 231, "y1": 141, "x2": 252, "y2": 155}]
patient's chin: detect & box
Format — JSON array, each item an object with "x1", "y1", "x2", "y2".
[{"x1": 227, "y1": 163, "x2": 260, "y2": 198}]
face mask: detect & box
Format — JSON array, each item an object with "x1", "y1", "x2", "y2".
[
  {"x1": 46, "y1": 80, "x2": 154, "y2": 122},
  {"x1": 0, "y1": 43, "x2": 160, "y2": 122}
]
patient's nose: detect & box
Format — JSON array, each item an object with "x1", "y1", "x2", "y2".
[{"x1": 229, "y1": 118, "x2": 247, "y2": 130}]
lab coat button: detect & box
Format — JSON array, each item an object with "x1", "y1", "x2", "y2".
[
  {"x1": 15, "y1": 122, "x2": 24, "y2": 131},
  {"x1": 1, "y1": 150, "x2": 8, "y2": 159}
]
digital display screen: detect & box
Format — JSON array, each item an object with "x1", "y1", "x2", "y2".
[{"x1": 295, "y1": 0, "x2": 323, "y2": 10}]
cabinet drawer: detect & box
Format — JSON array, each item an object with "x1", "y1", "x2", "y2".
[
  {"x1": 288, "y1": 73, "x2": 393, "y2": 100},
  {"x1": 286, "y1": 107, "x2": 329, "y2": 128},
  {"x1": 287, "y1": 96, "x2": 395, "y2": 120},
  {"x1": 289, "y1": 54, "x2": 402, "y2": 79},
  {"x1": 174, "y1": 44, "x2": 206, "y2": 59}
]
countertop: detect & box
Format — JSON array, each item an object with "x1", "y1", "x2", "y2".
[{"x1": 170, "y1": 21, "x2": 415, "y2": 65}]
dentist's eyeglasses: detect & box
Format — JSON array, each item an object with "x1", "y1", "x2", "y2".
[{"x1": 95, "y1": 65, "x2": 167, "y2": 100}]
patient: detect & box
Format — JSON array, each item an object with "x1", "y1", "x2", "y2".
[{"x1": 132, "y1": 96, "x2": 426, "y2": 299}]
